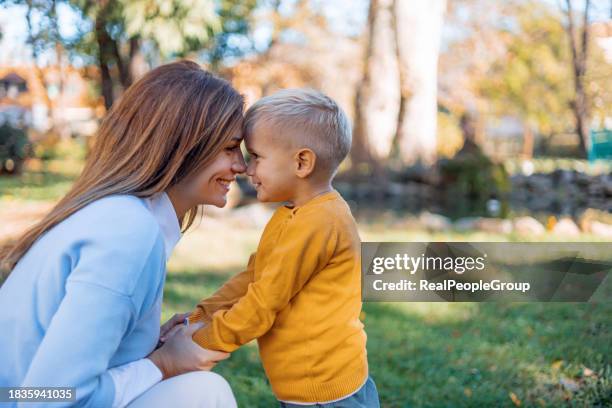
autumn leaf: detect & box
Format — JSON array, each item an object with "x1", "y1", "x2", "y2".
[
  {"x1": 582, "y1": 367, "x2": 595, "y2": 377},
  {"x1": 509, "y1": 391, "x2": 521, "y2": 406},
  {"x1": 560, "y1": 377, "x2": 580, "y2": 392},
  {"x1": 551, "y1": 359, "x2": 563, "y2": 370}
]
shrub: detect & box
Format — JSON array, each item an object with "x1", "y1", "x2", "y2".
[
  {"x1": 0, "y1": 123, "x2": 30, "y2": 175},
  {"x1": 439, "y1": 144, "x2": 511, "y2": 199}
]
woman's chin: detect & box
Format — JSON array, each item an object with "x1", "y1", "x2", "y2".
[
  {"x1": 212, "y1": 198, "x2": 227, "y2": 208},
  {"x1": 203, "y1": 195, "x2": 227, "y2": 208}
]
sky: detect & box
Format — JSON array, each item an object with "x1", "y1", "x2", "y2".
[{"x1": 0, "y1": 2, "x2": 85, "y2": 65}]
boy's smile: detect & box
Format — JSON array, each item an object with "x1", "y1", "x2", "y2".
[{"x1": 245, "y1": 123, "x2": 298, "y2": 204}]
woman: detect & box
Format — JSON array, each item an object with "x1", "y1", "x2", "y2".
[{"x1": 0, "y1": 61, "x2": 246, "y2": 407}]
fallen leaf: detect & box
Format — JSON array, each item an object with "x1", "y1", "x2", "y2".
[
  {"x1": 509, "y1": 392, "x2": 521, "y2": 406},
  {"x1": 560, "y1": 377, "x2": 580, "y2": 392},
  {"x1": 546, "y1": 216, "x2": 557, "y2": 230},
  {"x1": 583, "y1": 367, "x2": 595, "y2": 377},
  {"x1": 464, "y1": 388, "x2": 472, "y2": 398}
]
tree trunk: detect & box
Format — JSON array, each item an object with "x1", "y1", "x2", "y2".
[
  {"x1": 564, "y1": 0, "x2": 591, "y2": 157},
  {"x1": 394, "y1": 0, "x2": 446, "y2": 166},
  {"x1": 25, "y1": 0, "x2": 54, "y2": 132},
  {"x1": 351, "y1": 0, "x2": 400, "y2": 168},
  {"x1": 95, "y1": 1, "x2": 114, "y2": 110},
  {"x1": 128, "y1": 37, "x2": 149, "y2": 82},
  {"x1": 112, "y1": 39, "x2": 131, "y2": 89},
  {"x1": 522, "y1": 125, "x2": 534, "y2": 159},
  {"x1": 54, "y1": 41, "x2": 71, "y2": 139}
]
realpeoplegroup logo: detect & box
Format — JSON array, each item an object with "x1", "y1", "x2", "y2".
[{"x1": 362, "y1": 242, "x2": 612, "y2": 302}]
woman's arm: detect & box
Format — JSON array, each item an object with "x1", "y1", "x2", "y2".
[
  {"x1": 21, "y1": 280, "x2": 137, "y2": 408},
  {"x1": 109, "y1": 322, "x2": 230, "y2": 408},
  {"x1": 20, "y1": 215, "x2": 166, "y2": 408},
  {"x1": 108, "y1": 358, "x2": 162, "y2": 408}
]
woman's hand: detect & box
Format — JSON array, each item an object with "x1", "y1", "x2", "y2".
[
  {"x1": 159, "y1": 312, "x2": 191, "y2": 343},
  {"x1": 148, "y1": 323, "x2": 230, "y2": 380}
]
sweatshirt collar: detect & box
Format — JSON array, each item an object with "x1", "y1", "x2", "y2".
[
  {"x1": 144, "y1": 192, "x2": 181, "y2": 259},
  {"x1": 283, "y1": 190, "x2": 340, "y2": 215}
]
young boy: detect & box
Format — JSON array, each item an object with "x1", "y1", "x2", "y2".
[{"x1": 189, "y1": 89, "x2": 379, "y2": 407}]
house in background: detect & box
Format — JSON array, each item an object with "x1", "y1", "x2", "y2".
[
  {"x1": 0, "y1": 64, "x2": 102, "y2": 138},
  {"x1": 0, "y1": 72, "x2": 32, "y2": 128}
]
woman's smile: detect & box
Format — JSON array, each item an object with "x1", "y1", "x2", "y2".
[{"x1": 216, "y1": 177, "x2": 235, "y2": 192}]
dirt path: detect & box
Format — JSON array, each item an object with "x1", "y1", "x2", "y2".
[{"x1": 0, "y1": 201, "x2": 55, "y2": 244}]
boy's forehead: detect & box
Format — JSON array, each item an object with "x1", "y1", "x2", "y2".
[
  {"x1": 244, "y1": 131, "x2": 260, "y2": 146},
  {"x1": 245, "y1": 121, "x2": 275, "y2": 145}
]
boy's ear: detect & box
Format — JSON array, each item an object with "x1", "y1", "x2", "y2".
[{"x1": 294, "y1": 148, "x2": 316, "y2": 178}]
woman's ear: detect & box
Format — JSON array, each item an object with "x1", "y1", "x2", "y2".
[{"x1": 294, "y1": 148, "x2": 317, "y2": 178}]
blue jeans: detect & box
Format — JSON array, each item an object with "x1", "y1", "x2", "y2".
[{"x1": 278, "y1": 376, "x2": 380, "y2": 408}]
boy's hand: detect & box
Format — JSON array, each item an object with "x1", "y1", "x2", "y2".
[
  {"x1": 159, "y1": 312, "x2": 191, "y2": 343},
  {"x1": 149, "y1": 323, "x2": 230, "y2": 380},
  {"x1": 160, "y1": 317, "x2": 209, "y2": 345}
]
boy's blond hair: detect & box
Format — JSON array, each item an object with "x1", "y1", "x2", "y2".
[{"x1": 244, "y1": 88, "x2": 352, "y2": 176}]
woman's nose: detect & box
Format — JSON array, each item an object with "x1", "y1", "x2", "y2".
[{"x1": 232, "y1": 151, "x2": 247, "y2": 174}]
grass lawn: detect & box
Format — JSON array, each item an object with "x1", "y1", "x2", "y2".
[
  {"x1": 0, "y1": 156, "x2": 83, "y2": 203},
  {"x1": 164, "y1": 224, "x2": 611, "y2": 408},
  {"x1": 1, "y1": 158, "x2": 611, "y2": 407}
]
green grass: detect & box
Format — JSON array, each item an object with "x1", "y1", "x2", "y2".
[
  {"x1": 0, "y1": 158, "x2": 82, "y2": 202},
  {"x1": 163, "y1": 266, "x2": 611, "y2": 407},
  {"x1": 0, "y1": 169, "x2": 75, "y2": 201},
  {"x1": 163, "y1": 229, "x2": 611, "y2": 408}
]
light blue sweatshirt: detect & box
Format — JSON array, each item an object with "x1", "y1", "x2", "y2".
[{"x1": 0, "y1": 195, "x2": 172, "y2": 407}]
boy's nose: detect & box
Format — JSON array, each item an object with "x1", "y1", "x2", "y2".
[{"x1": 246, "y1": 160, "x2": 255, "y2": 176}]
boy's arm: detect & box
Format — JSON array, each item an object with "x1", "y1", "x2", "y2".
[
  {"x1": 189, "y1": 253, "x2": 257, "y2": 324},
  {"x1": 192, "y1": 216, "x2": 338, "y2": 352}
]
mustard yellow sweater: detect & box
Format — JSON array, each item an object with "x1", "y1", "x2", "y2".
[{"x1": 189, "y1": 190, "x2": 368, "y2": 403}]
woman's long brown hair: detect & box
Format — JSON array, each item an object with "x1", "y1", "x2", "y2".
[{"x1": 1, "y1": 60, "x2": 244, "y2": 272}]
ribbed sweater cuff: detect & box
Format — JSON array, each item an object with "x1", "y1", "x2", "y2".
[
  {"x1": 189, "y1": 309, "x2": 220, "y2": 350},
  {"x1": 190, "y1": 321, "x2": 239, "y2": 353},
  {"x1": 191, "y1": 328, "x2": 214, "y2": 349},
  {"x1": 188, "y1": 307, "x2": 211, "y2": 325}
]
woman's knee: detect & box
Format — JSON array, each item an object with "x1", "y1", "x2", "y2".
[
  {"x1": 129, "y1": 371, "x2": 236, "y2": 408},
  {"x1": 189, "y1": 371, "x2": 232, "y2": 390},
  {"x1": 182, "y1": 371, "x2": 236, "y2": 407}
]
